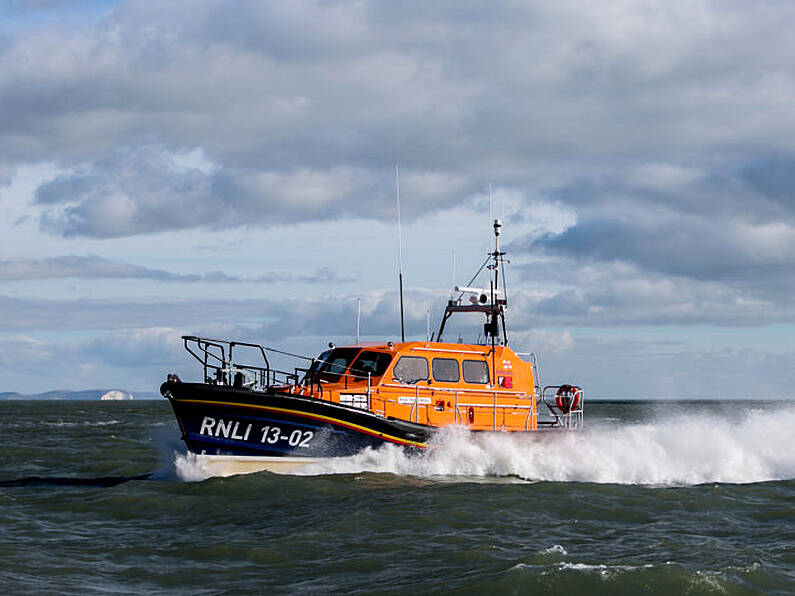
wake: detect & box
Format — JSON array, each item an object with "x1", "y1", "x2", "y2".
[{"x1": 296, "y1": 405, "x2": 795, "y2": 485}]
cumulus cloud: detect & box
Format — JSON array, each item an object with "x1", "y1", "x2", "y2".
[
  {"x1": 508, "y1": 155, "x2": 795, "y2": 321},
  {"x1": 511, "y1": 258, "x2": 788, "y2": 328},
  {"x1": 0, "y1": 0, "x2": 792, "y2": 240},
  {"x1": 529, "y1": 211, "x2": 795, "y2": 282},
  {"x1": 82, "y1": 326, "x2": 184, "y2": 367}
]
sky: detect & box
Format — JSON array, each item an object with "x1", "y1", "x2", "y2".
[{"x1": 1, "y1": 0, "x2": 794, "y2": 398}]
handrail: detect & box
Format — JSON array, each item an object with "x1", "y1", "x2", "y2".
[
  {"x1": 541, "y1": 385, "x2": 584, "y2": 429},
  {"x1": 182, "y1": 335, "x2": 312, "y2": 361},
  {"x1": 411, "y1": 346, "x2": 489, "y2": 355},
  {"x1": 183, "y1": 334, "x2": 381, "y2": 399},
  {"x1": 182, "y1": 335, "x2": 301, "y2": 391},
  {"x1": 381, "y1": 382, "x2": 529, "y2": 397}
]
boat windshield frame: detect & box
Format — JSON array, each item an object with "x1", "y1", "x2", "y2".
[
  {"x1": 348, "y1": 350, "x2": 393, "y2": 380},
  {"x1": 315, "y1": 347, "x2": 362, "y2": 383}
]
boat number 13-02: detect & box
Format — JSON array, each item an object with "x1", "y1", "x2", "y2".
[{"x1": 261, "y1": 426, "x2": 313, "y2": 447}]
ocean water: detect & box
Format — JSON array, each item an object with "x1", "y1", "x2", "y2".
[{"x1": 1, "y1": 400, "x2": 793, "y2": 594}]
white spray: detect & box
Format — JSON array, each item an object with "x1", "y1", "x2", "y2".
[
  {"x1": 173, "y1": 406, "x2": 795, "y2": 485},
  {"x1": 298, "y1": 406, "x2": 795, "y2": 485}
]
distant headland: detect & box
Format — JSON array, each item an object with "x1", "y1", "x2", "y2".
[{"x1": 0, "y1": 389, "x2": 160, "y2": 400}]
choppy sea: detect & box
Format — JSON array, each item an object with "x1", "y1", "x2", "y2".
[{"x1": 1, "y1": 399, "x2": 793, "y2": 594}]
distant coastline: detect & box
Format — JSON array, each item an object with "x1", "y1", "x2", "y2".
[{"x1": 0, "y1": 389, "x2": 160, "y2": 400}]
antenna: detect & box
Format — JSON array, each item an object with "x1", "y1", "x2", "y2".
[
  {"x1": 395, "y1": 164, "x2": 405, "y2": 342},
  {"x1": 488, "y1": 182, "x2": 493, "y2": 248},
  {"x1": 426, "y1": 308, "x2": 430, "y2": 342},
  {"x1": 355, "y1": 297, "x2": 361, "y2": 344},
  {"x1": 450, "y1": 250, "x2": 456, "y2": 299}
]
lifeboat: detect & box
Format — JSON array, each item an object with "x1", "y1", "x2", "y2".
[{"x1": 161, "y1": 219, "x2": 584, "y2": 474}]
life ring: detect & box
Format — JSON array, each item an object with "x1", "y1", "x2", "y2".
[
  {"x1": 467, "y1": 406, "x2": 475, "y2": 424},
  {"x1": 556, "y1": 384, "x2": 581, "y2": 413}
]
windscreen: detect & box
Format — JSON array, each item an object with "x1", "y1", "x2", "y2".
[
  {"x1": 349, "y1": 351, "x2": 393, "y2": 379},
  {"x1": 316, "y1": 348, "x2": 361, "y2": 382}
]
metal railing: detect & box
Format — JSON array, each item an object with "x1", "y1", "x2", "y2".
[
  {"x1": 182, "y1": 336, "x2": 379, "y2": 403},
  {"x1": 182, "y1": 335, "x2": 307, "y2": 391},
  {"x1": 540, "y1": 385, "x2": 584, "y2": 429},
  {"x1": 380, "y1": 381, "x2": 535, "y2": 429}
]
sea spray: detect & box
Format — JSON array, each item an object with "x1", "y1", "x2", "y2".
[
  {"x1": 297, "y1": 405, "x2": 795, "y2": 485},
  {"x1": 172, "y1": 405, "x2": 795, "y2": 485},
  {"x1": 173, "y1": 451, "x2": 231, "y2": 482}
]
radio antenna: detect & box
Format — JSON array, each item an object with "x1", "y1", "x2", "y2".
[
  {"x1": 450, "y1": 250, "x2": 456, "y2": 299},
  {"x1": 488, "y1": 182, "x2": 494, "y2": 248},
  {"x1": 355, "y1": 297, "x2": 361, "y2": 344},
  {"x1": 395, "y1": 164, "x2": 405, "y2": 342}
]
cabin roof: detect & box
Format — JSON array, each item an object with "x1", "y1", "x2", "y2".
[{"x1": 335, "y1": 341, "x2": 515, "y2": 356}]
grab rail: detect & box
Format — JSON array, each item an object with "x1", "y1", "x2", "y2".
[
  {"x1": 182, "y1": 335, "x2": 302, "y2": 391},
  {"x1": 541, "y1": 385, "x2": 584, "y2": 429}
]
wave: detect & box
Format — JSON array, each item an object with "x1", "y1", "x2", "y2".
[
  {"x1": 0, "y1": 473, "x2": 151, "y2": 487},
  {"x1": 41, "y1": 420, "x2": 121, "y2": 428},
  {"x1": 296, "y1": 406, "x2": 795, "y2": 485}
]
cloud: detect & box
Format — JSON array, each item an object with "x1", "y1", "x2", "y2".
[
  {"x1": 509, "y1": 157, "x2": 795, "y2": 313},
  {"x1": 740, "y1": 154, "x2": 795, "y2": 207},
  {"x1": 0, "y1": 0, "x2": 792, "y2": 239},
  {"x1": 535, "y1": 334, "x2": 795, "y2": 399},
  {"x1": 4, "y1": 269, "x2": 786, "y2": 340},
  {"x1": 0, "y1": 334, "x2": 53, "y2": 367},
  {"x1": 82, "y1": 326, "x2": 184, "y2": 367},
  {"x1": 0, "y1": 294, "x2": 268, "y2": 332},
  {"x1": 530, "y1": 212, "x2": 795, "y2": 281},
  {"x1": 0, "y1": 254, "x2": 356, "y2": 284},
  {"x1": 32, "y1": 145, "x2": 471, "y2": 236},
  {"x1": 507, "y1": 257, "x2": 792, "y2": 328}
]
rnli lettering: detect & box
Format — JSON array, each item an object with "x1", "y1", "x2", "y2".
[
  {"x1": 197, "y1": 416, "x2": 252, "y2": 441},
  {"x1": 230, "y1": 421, "x2": 251, "y2": 441},
  {"x1": 199, "y1": 416, "x2": 215, "y2": 435},
  {"x1": 198, "y1": 417, "x2": 313, "y2": 447},
  {"x1": 216, "y1": 419, "x2": 233, "y2": 437}
]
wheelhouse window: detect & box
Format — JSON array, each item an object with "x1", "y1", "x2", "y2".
[
  {"x1": 392, "y1": 356, "x2": 429, "y2": 384},
  {"x1": 462, "y1": 360, "x2": 489, "y2": 384},
  {"x1": 316, "y1": 348, "x2": 360, "y2": 382},
  {"x1": 349, "y1": 351, "x2": 393, "y2": 379},
  {"x1": 432, "y1": 358, "x2": 460, "y2": 383}
]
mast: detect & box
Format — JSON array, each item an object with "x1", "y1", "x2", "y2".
[
  {"x1": 490, "y1": 218, "x2": 507, "y2": 345},
  {"x1": 436, "y1": 218, "x2": 508, "y2": 345}
]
